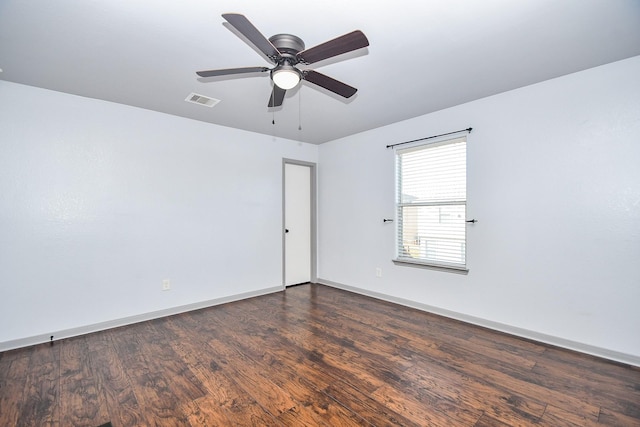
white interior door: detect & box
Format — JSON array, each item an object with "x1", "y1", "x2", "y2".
[{"x1": 284, "y1": 163, "x2": 311, "y2": 286}]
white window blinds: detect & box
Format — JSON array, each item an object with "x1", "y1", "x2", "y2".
[{"x1": 396, "y1": 136, "x2": 467, "y2": 269}]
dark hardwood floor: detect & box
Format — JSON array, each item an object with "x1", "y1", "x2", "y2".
[{"x1": 1, "y1": 283, "x2": 639, "y2": 426}]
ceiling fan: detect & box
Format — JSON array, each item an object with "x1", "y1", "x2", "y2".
[{"x1": 196, "y1": 13, "x2": 369, "y2": 107}]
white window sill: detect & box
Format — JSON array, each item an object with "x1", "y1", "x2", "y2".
[{"x1": 392, "y1": 258, "x2": 469, "y2": 274}]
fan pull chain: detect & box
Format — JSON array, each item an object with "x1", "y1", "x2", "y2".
[
  {"x1": 272, "y1": 87, "x2": 275, "y2": 125},
  {"x1": 298, "y1": 87, "x2": 302, "y2": 131}
]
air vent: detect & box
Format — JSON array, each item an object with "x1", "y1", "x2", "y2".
[{"x1": 185, "y1": 93, "x2": 220, "y2": 107}]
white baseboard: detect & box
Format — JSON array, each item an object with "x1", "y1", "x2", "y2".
[
  {"x1": 0, "y1": 286, "x2": 283, "y2": 352},
  {"x1": 317, "y1": 278, "x2": 640, "y2": 368}
]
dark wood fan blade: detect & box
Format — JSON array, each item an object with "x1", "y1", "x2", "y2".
[
  {"x1": 268, "y1": 85, "x2": 286, "y2": 107},
  {"x1": 303, "y1": 70, "x2": 357, "y2": 98},
  {"x1": 297, "y1": 30, "x2": 369, "y2": 64},
  {"x1": 222, "y1": 13, "x2": 281, "y2": 61},
  {"x1": 196, "y1": 67, "x2": 269, "y2": 77}
]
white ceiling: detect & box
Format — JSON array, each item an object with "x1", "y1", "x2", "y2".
[{"x1": 1, "y1": 0, "x2": 639, "y2": 144}]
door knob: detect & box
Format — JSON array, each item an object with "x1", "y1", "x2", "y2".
[{"x1": 285, "y1": 229, "x2": 289, "y2": 233}]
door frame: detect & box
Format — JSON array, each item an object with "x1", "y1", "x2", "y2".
[{"x1": 282, "y1": 159, "x2": 317, "y2": 288}]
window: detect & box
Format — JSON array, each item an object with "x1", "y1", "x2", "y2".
[{"x1": 395, "y1": 136, "x2": 467, "y2": 270}]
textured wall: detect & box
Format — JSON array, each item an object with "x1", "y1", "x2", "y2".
[
  {"x1": 318, "y1": 56, "x2": 640, "y2": 362},
  {"x1": 0, "y1": 81, "x2": 317, "y2": 345}
]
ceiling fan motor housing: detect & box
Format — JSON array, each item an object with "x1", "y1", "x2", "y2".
[{"x1": 269, "y1": 33, "x2": 305, "y2": 59}]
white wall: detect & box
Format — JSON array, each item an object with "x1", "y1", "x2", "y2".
[
  {"x1": 0, "y1": 81, "x2": 317, "y2": 348},
  {"x1": 318, "y1": 56, "x2": 640, "y2": 364},
  {"x1": 2, "y1": 57, "x2": 639, "y2": 364}
]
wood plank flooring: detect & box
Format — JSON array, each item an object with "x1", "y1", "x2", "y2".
[{"x1": 1, "y1": 283, "x2": 639, "y2": 426}]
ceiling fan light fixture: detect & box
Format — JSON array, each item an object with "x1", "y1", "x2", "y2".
[
  {"x1": 272, "y1": 65, "x2": 300, "y2": 90},
  {"x1": 197, "y1": 14, "x2": 370, "y2": 107}
]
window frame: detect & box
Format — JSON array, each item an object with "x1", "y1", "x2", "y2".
[{"x1": 393, "y1": 135, "x2": 469, "y2": 273}]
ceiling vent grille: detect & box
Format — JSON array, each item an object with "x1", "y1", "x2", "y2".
[{"x1": 185, "y1": 93, "x2": 220, "y2": 107}]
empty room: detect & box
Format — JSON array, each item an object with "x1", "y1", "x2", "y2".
[{"x1": 1, "y1": 1, "x2": 639, "y2": 426}]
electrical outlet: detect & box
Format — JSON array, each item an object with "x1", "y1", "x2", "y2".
[
  {"x1": 162, "y1": 279, "x2": 171, "y2": 291},
  {"x1": 375, "y1": 268, "x2": 382, "y2": 278}
]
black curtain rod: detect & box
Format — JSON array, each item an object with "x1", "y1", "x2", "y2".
[{"x1": 386, "y1": 127, "x2": 472, "y2": 149}]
